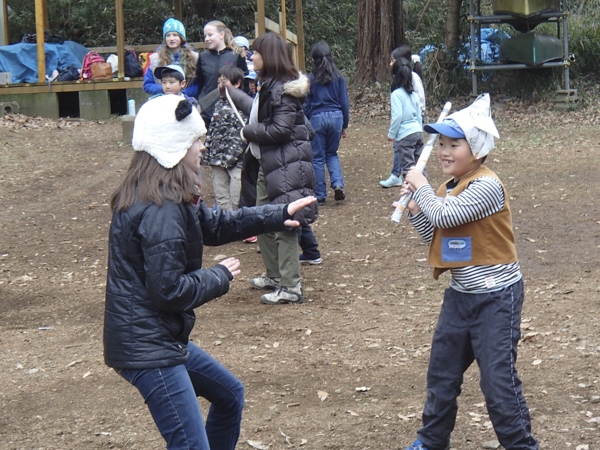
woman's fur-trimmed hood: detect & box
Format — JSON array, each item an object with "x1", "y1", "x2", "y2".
[{"x1": 282, "y1": 73, "x2": 310, "y2": 99}]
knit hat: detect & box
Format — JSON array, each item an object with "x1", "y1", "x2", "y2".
[
  {"x1": 163, "y1": 18, "x2": 186, "y2": 40},
  {"x1": 234, "y1": 36, "x2": 250, "y2": 49},
  {"x1": 154, "y1": 64, "x2": 185, "y2": 80},
  {"x1": 423, "y1": 93, "x2": 499, "y2": 159},
  {"x1": 132, "y1": 96, "x2": 206, "y2": 169}
]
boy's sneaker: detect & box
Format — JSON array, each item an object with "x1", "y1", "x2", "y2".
[
  {"x1": 250, "y1": 276, "x2": 279, "y2": 290},
  {"x1": 299, "y1": 254, "x2": 322, "y2": 265},
  {"x1": 317, "y1": 199, "x2": 326, "y2": 206},
  {"x1": 379, "y1": 174, "x2": 403, "y2": 188},
  {"x1": 405, "y1": 440, "x2": 430, "y2": 450},
  {"x1": 333, "y1": 186, "x2": 346, "y2": 201},
  {"x1": 261, "y1": 283, "x2": 303, "y2": 305},
  {"x1": 405, "y1": 439, "x2": 450, "y2": 450}
]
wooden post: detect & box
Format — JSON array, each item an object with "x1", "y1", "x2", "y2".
[
  {"x1": 280, "y1": 0, "x2": 287, "y2": 42},
  {"x1": 174, "y1": 0, "x2": 183, "y2": 20},
  {"x1": 116, "y1": 0, "x2": 125, "y2": 79},
  {"x1": 34, "y1": 0, "x2": 46, "y2": 82},
  {"x1": 42, "y1": 0, "x2": 49, "y2": 28},
  {"x1": 1, "y1": 0, "x2": 9, "y2": 46},
  {"x1": 295, "y1": 0, "x2": 305, "y2": 71},
  {"x1": 257, "y1": 0, "x2": 266, "y2": 36}
]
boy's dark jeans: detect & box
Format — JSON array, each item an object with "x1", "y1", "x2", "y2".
[
  {"x1": 417, "y1": 279, "x2": 539, "y2": 450},
  {"x1": 297, "y1": 225, "x2": 320, "y2": 260}
]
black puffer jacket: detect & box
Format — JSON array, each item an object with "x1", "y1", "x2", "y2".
[
  {"x1": 104, "y1": 199, "x2": 288, "y2": 370},
  {"x1": 228, "y1": 75, "x2": 317, "y2": 225}
]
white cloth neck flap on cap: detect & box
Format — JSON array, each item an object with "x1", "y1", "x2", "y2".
[{"x1": 446, "y1": 93, "x2": 499, "y2": 159}]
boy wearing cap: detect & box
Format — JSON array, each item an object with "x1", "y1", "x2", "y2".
[
  {"x1": 150, "y1": 65, "x2": 199, "y2": 109},
  {"x1": 399, "y1": 94, "x2": 539, "y2": 450}
]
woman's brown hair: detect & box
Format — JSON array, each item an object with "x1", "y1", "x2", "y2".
[
  {"x1": 252, "y1": 32, "x2": 299, "y2": 82},
  {"x1": 110, "y1": 151, "x2": 197, "y2": 211}
]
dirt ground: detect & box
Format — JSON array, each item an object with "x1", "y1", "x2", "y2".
[{"x1": 1, "y1": 96, "x2": 599, "y2": 450}]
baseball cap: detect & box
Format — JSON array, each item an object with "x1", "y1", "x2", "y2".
[
  {"x1": 423, "y1": 119, "x2": 465, "y2": 139},
  {"x1": 245, "y1": 71, "x2": 257, "y2": 80},
  {"x1": 154, "y1": 64, "x2": 186, "y2": 80},
  {"x1": 234, "y1": 36, "x2": 250, "y2": 49}
]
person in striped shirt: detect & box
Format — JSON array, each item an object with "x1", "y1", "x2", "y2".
[{"x1": 399, "y1": 94, "x2": 539, "y2": 450}]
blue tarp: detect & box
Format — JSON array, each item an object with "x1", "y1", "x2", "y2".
[{"x1": 0, "y1": 40, "x2": 88, "y2": 83}]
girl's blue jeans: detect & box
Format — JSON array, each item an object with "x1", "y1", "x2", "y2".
[
  {"x1": 116, "y1": 342, "x2": 244, "y2": 450},
  {"x1": 310, "y1": 110, "x2": 344, "y2": 201}
]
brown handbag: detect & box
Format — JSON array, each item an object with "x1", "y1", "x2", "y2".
[{"x1": 90, "y1": 62, "x2": 113, "y2": 80}]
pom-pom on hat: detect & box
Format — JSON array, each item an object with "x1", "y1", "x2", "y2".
[
  {"x1": 234, "y1": 36, "x2": 250, "y2": 49},
  {"x1": 132, "y1": 96, "x2": 206, "y2": 169},
  {"x1": 423, "y1": 93, "x2": 499, "y2": 159},
  {"x1": 163, "y1": 18, "x2": 186, "y2": 40}
]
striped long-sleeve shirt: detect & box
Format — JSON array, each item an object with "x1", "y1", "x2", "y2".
[{"x1": 409, "y1": 176, "x2": 521, "y2": 293}]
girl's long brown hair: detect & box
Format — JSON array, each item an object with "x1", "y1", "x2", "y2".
[
  {"x1": 252, "y1": 32, "x2": 299, "y2": 82},
  {"x1": 157, "y1": 37, "x2": 197, "y2": 83},
  {"x1": 110, "y1": 151, "x2": 197, "y2": 211}
]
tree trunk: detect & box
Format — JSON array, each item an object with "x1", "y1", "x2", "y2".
[
  {"x1": 354, "y1": 0, "x2": 403, "y2": 85},
  {"x1": 445, "y1": 0, "x2": 462, "y2": 61}
]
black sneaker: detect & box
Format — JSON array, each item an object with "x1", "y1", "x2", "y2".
[
  {"x1": 333, "y1": 186, "x2": 346, "y2": 201},
  {"x1": 317, "y1": 199, "x2": 326, "y2": 206}
]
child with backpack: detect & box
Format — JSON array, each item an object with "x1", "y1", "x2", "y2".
[
  {"x1": 379, "y1": 53, "x2": 424, "y2": 188},
  {"x1": 201, "y1": 66, "x2": 247, "y2": 211},
  {"x1": 143, "y1": 18, "x2": 198, "y2": 98}
]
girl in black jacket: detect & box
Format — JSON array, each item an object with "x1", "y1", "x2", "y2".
[{"x1": 104, "y1": 95, "x2": 314, "y2": 450}]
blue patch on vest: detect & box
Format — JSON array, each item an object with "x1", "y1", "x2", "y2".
[{"x1": 441, "y1": 237, "x2": 472, "y2": 262}]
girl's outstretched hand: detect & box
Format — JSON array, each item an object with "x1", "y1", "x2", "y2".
[
  {"x1": 218, "y1": 257, "x2": 241, "y2": 278},
  {"x1": 284, "y1": 196, "x2": 317, "y2": 227}
]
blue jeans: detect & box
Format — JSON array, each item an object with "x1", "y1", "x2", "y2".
[
  {"x1": 392, "y1": 132, "x2": 424, "y2": 177},
  {"x1": 417, "y1": 280, "x2": 538, "y2": 450},
  {"x1": 116, "y1": 342, "x2": 244, "y2": 450},
  {"x1": 310, "y1": 110, "x2": 344, "y2": 201},
  {"x1": 297, "y1": 224, "x2": 320, "y2": 260}
]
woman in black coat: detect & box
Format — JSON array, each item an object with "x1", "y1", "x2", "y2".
[{"x1": 227, "y1": 32, "x2": 317, "y2": 305}]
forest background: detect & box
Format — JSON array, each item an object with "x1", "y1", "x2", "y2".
[{"x1": 4, "y1": 0, "x2": 600, "y2": 103}]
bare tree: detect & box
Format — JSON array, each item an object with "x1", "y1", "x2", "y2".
[
  {"x1": 445, "y1": 0, "x2": 462, "y2": 60},
  {"x1": 354, "y1": 0, "x2": 404, "y2": 85}
]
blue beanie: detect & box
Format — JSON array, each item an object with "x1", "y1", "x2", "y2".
[{"x1": 163, "y1": 18, "x2": 186, "y2": 40}]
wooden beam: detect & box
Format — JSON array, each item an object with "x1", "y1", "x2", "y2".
[
  {"x1": 280, "y1": 0, "x2": 287, "y2": 42},
  {"x1": 263, "y1": 17, "x2": 297, "y2": 44},
  {"x1": 295, "y1": 0, "x2": 305, "y2": 71},
  {"x1": 1, "y1": 0, "x2": 9, "y2": 45},
  {"x1": 174, "y1": 0, "x2": 183, "y2": 20},
  {"x1": 257, "y1": 0, "x2": 266, "y2": 36},
  {"x1": 35, "y1": 0, "x2": 46, "y2": 82},
  {"x1": 115, "y1": 0, "x2": 125, "y2": 79},
  {"x1": 0, "y1": 79, "x2": 143, "y2": 95}
]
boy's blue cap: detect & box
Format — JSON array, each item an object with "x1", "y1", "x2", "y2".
[
  {"x1": 423, "y1": 119, "x2": 465, "y2": 139},
  {"x1": 163, "y1": 18, "x2": 186, "y2": 40},
  {"x1": 245, "y1": 70, "x2": 257, "y2": 80}
]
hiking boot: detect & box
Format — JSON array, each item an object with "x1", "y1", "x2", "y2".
[
  {"x1": 299, "y1": 254, "x2": 322, "y2": 265},
  {"x1": 333, "y1": 186, "x2": 346, "y2": 201},
  {"x1": 250, "y1": 276, "x2": 279, "y2": 290},
  {"x1": 379, "y1": 174, "x2": 403, "y2": 188},
  {"x1": 260, "y1": 283, "x2": 303, "y2": 305}
]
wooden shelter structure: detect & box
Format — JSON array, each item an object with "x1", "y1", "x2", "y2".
[{"x1": 0, "y1": 0, "x2": 305, "y2": 118}]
